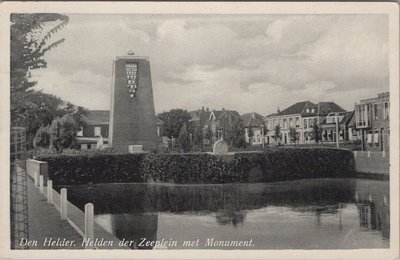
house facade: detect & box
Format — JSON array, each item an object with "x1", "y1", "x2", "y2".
[
  {"x1": 241, "y1": 112, "x2": 265, "y2": 145},
  {"x1": 264, "y1": 101, "x2": 347, "y2": 145},
  {"x1": 78, "y1": 110, "x2": 164, "y2": 151},
  {"x1": 207, "y1": 109, "x2": 241, "y2": 143},
  {"x1": 77, "y1": 110, "x2": 110, "y2": 150},
  {"x1": 354, "y1": 92, "x2": 390, "y2": 151},
  {"x1": 320, "y1": 111, "x2": 355, "y2": 143}
]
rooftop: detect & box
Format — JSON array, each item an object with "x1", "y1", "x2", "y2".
[{"x1": 241, "y1": 112, "x2": 265, "y2": 127}]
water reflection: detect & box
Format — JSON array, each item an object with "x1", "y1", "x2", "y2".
[{"x1": 63, "y1": 178, "x2": 389, "y2": 249}]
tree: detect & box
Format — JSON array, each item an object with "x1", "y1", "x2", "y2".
[
  {"x1": 288, "y1": 127, "x2": 298, "y2": 144},
  {"x1": 176, "y1": 123, "x2": 191, "y2": 153},
  {"x1": 203, "y1": 126, "x2": 213, "y2": 146},
  {"x1": 49, "y1": 114, "x2": 80, "y2": 151},
  {"x1": 311, "y1": 121, "x2": 322, "y2": 143},
  {"x1": 247, "y1": 127, "x2": 254, "y2": 145},
  {"x1": 157, "y1": 109, "x2": 191, "y2": 138},
  {"x1": 10, "y1": 13, "x2": 75, "y2": 149},
  {"x1": 274, "y1": 124, "x2": 281, "y2": 142},
  {"x1": 33, "y1": 125, "x2": 51, "y2": 148},
  {"x1": 11, "y1": 90, "x2": 88, "y2": 149},
  {"x1": 11, "y1": 13, "x2": 69, "y2": 92},
  {"x1": 188, "y1": 123, "x2": 204, "y2": 149},
  {"x1": 228, "y1": 119, "x2": 247, "y2": 148}
]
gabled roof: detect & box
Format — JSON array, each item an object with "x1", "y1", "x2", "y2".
[
  {"x1": 276, "y1": 101, "x2": 316, "y2": 116},
  {"x1": 83, "y1": 110, "x2": 110, "y2": 125},
  {"x1": 241, "y1": 112, "x2": 264, "y2": 127},
  {"x1": 320, "y1": 111, "x2": 354, "y2": 126},
  {"x1": 189, "y1": 109, "x2": 202, "y2": 121},
  {"x1": 189, "y1": 109, "x2": 211, "y2": 128},
  {"x1": 315, "y1": 102, "x2": 346, "y2": 116}
]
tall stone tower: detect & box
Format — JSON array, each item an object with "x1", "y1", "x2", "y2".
[{"x1": 109, "y1": 52, "x2": 158, "y2": 152}]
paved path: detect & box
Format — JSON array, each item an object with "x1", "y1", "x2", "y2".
[{"x1": 27, "y1": 177, "x2": 84, "y2": 249}]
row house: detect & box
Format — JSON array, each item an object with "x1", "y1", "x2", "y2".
[
  {"x1": 77, "y1": 110, "x2": 164, "y2": 150},
  {"x1": 264, "y1": 101, "x2": 346, "y2": 145},
  {"x1": 354, "y1": 92, "x2": 390, "y2": 151}
]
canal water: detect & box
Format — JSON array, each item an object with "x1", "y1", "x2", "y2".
[{"x1": 64, "y1": 178, "x2": 389, "y2": 249}]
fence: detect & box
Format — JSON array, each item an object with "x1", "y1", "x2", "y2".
[
  {"x1": 26, "y1": 159, "x2": 126, "y2": 249},
  {"x1": 10, "y1": 127, "x2": 29, "y2": 249}
]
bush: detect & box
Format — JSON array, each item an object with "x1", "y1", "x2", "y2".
[{"x1": 35, "y1": 148, "x2": 356, "y2": 186}]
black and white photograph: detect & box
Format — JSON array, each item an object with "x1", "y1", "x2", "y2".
[{"x1": 2, "y1": 2, "x2": 399, "y2": 259}]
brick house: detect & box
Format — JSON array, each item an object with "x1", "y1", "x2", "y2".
[{"x1": 354, "y1": 92, "x2": 390, "y2": 151}]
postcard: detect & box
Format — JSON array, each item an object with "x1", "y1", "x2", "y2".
[{"x1": 0, "y1": 2, "x2": 399, "y2": 259}]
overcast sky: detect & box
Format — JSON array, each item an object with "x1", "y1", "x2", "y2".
[{"x1": 31, "y1": 14, "x2": 389, "y2": 116}]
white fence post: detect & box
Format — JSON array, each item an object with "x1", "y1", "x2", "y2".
[
  {"x1": 367, "y1": 151, "x2": 371, "y2": 158},
  {"x1": 34, "y1": 171, "x2": 39, "y2": 187},
  {"x1": 47, "y1": 180, "x2": 53, "y2": 204},
  {"x1": 354, "y1": 151, "x2": 357, "y2": 158},
  {"x1": 382, "y1": 150, "x2": 386, "y2": 158},
  {"x1": 39, "y1": 175, "x2": 44, "y2": 193},
  {"x1": 84, "y1": 203, "x2": 95, "y2": 249},
  {"x1": 60, "y1": 188, "x2": 68, "y2": 220}
]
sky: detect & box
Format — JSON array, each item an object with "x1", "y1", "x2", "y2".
[{"x1": 31, "y1": 14, "x2": 389, "y2": 116}]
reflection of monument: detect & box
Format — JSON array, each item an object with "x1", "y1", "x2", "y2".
[
  {"x1": 112, "y1": 213, "x2": 159, "y2": 249},
  {"x1": 109, "y1": 52, "x2": 158, "y2": 152}
]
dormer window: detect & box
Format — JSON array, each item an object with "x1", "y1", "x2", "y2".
[
  {"x1": 306, "y1": 108, "x2": 310, "y2": 113},
  {"x1": 311, "y1": 108, "x2": 315, "y2": 113}
]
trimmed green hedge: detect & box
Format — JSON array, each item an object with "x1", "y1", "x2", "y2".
[{"x1": 35, "y1": 148, "x2": 355, "y2": 185}]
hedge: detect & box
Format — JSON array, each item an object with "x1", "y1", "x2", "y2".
[
  {"x1": 35, "y1": 148, "x2": 356, "y2": 186},
  {"x1": 36, "y1": 153, "x2": 145, "y2": 185}
]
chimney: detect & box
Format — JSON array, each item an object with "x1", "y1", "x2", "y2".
[
  {"x1": 206, "y1": 107, "x2": 209, "y2": 111},
  {"x1": 202, "y1": 106, "x2": 204, "y2": 111},
  {"x1": 277, "y1": 107, "x2": 280, "y2": 113},
  {"x1": 222, "y1": 107, "x2": 225, "y2": 111}
]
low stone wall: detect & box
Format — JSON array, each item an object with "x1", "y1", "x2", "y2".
[
  {"x1": 354, "y1": 151, "x2": 389, "y2": 175},
  {"x1": 26, "y1": 159, "x2": 49, "y2": 185}
]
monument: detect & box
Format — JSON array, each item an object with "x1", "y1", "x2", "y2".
[
  {"x1": 213, "y1": 139, "x2": 229, "y2": 155},
  {"x1": 108, "y1": 51, "x2": 158, "y2": 153}
]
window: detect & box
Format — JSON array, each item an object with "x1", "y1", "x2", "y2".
[
  {"x1": 304, "y1": 119, "x2": 307, "y2": 129},
  {"x1": 94, "y1": 126, "x2": 101, "y2": 137},
  {"x1": 306, "y1": 108, "x2": 310, "y2": 113},
  {"x1": 374, "y1": 104, "x2": 378, "y2": 120},
  {"x1": 384, "y1": 102, "x2": 390, "y2": 119},
  {"x1": 374, "y1": 131, "x2": 379, "y2": 145},
  {"x1": 367, "y1": 133, "x2": 372, "y2": 144},
  {"x1": 77, "y1": 127, "x2": 83, "y2": 137},
  {"x1": 87, "y1": 144, "x2": 92, "y2": 150},
  {"x1": 283, "y1": 119, "x2": 287, "y2": 129},
  {"x1": 289, "y1": 118, "x2": 293, "y2": 127},
  {"x1": 311, "y1": 108, "x2": 315, "y2": 113},
  {"x1": 295, "y1": 117, "x2": 300, "y2": 127}
]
